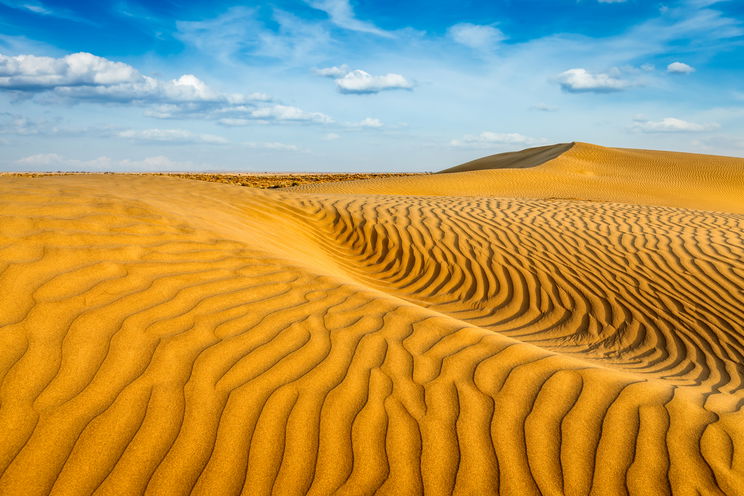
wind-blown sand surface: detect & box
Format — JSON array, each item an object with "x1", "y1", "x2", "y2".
[{"x1": 0, "y1": 142, "x2": 743, "y2": 495}]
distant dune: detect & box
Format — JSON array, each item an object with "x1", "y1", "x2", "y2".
[
  {"x1": 439, "y1": 142, "x2": 575, "y2": 173},
  {"x1": 293, "y1": 142, "x2": 744, "y2": 214},
  {"x1": 1, "y1": 143, "x2": 743, "y2": 495}
]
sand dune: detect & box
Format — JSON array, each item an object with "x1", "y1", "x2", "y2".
[
  {"x1": 1, "y1": 143, "x2": 743, "y2": 495},
  {"x1": 293, "y1": 142, "x2": 744, "y2": 214}
]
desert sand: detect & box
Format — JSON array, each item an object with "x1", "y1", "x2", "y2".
[{"x1": 0, "y1": 142, "x2": 742, "y2": 495}]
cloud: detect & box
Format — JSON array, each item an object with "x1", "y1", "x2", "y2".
[
  {"x1": 176, "y1": 8, "x2": 333, "y2": 64},
  {"x1": 0, "y1": 52, "x2": 251, "y2": 104},
  {"x1": 323, "y1": 132, "x2": 340, "y2": 140},
  {"x1": 313, "y1": 65, "x2": 349, "y2": 77},
  {"x1": 448, "y1": 23, "x2": 505, "y2": 50},
  {"x1": 557, "y1": 68, "x2": 633, "y2": 93},
  {"x1": 117, "y1": 128, "x2": 228, "y2": 144},
  {"x1": 598, "y1": 0, "x2": 627, "y2": 3},
  {"x1": 350, "y1": 117, "x2": 383, "y2": 128},
  {"x1": 0, "y1": 52, "x2": 139, "y2": 89},
  {"x1": 313, "y1": 66, "x2": 413, "y2": 94},
  {"x1": 667, "y1": 61, "x2": 695, "y2": 73},
  {"x1": 450, "y1": 132, "x2": 547, "y2": 148},
  {"x1": 247, "y1": 104, "x2": 333, "y2": 123},
  {"x1": 631, "y1": 117, "x2": 719, "y2": 132},
  {"x1": 243, "y1": 141, "x2": 300, "y2": 151},
  {"x1": 214, "y1": 104, "x2": 332, "y2": 125},
  {"x1": 304, "y1": 0, "x2": 392, "y2": 37},
  {"x1": 335, "y1": 69, "x2": 412, "y2": 94},
  {"x1": 15, "y1": 153, "x2": 209, "y2": 171},
  {"x1": 0, "y1": 52, "x2": 333, "y2": 125}
]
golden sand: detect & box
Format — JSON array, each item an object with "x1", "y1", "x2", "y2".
[{"x1": 0, "y1": 142, "x2": 743, "y2": 495}]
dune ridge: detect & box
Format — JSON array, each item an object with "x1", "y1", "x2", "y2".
[{"x1": 1, "y1": 143, "x2": 743, "y2": 495}]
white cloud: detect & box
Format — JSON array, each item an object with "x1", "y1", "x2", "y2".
[
  {"x1": 631, "y1": 117, "x2": 719, "y2": 132},
  {"x1": 15, "y1": 153, "x2": 208, "y2": 171},
  {"x1": 323, "y1": 132, "x2": 340, "y2": 140},
  {"x1": 313, "y1": 65, "x2": 349, "y2": 77},
  {"x1": 0, "y1": 52, "x2": 336, "y2": 126},
  {"x1": 335, "y1": 69, "x2": 412, "y2": 94},
  {"x1": 249, "y1": 104, "x2": 333, "y2": 123},
  {"x1": 557, "y1": 68, "x2": 633, "y2": 93},
  {"x1": 304, "y1": 0, "x2": 392, "y2": 37},
  {"x1": 351, "y1": 117, "x2": 383, "y2": 128},
  {"x1": 243, "y1": 141, "x2": 300, "y2": 151},
  {"x1": 0, "y1": 52, "x2": 138, "y2": 89},
  {"x1": 117, "y1": 128, "x2": 229, "y2": 144},
  {"x1": 448, "y1": 23, "x2": 505, "y2": 50},
  {"x1": 450, "y1": 132, "x2": 547, "y2": 148},
  {"x1": 0, "y1": 52, "x2": 254, "y2": 105},
  {"x1": 667, "y1": 61, "x2": 695, "y2": 73},
  {"x1": 598, "y1": 0, "x2": 627, "y2": 3},
  {"x1": 217, "y1": 118, "x2": 253, "y2": 127}
]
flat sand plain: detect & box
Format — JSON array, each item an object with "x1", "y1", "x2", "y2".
[{"x1": 0, "y1": 142, "x2": 743, "y2": 495}]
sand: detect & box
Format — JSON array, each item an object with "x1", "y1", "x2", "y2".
[{"x1": 0, "y1": 142, "x2": 742, "y2": 495}]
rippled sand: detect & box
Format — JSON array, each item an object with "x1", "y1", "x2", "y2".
[{"x1": 1, "y1": 142, "x2": 742, "y2": 495}]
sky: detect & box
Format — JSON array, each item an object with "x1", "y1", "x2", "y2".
[{"x1": 0, "y1": 0, "x2": 743, "y2": 172}]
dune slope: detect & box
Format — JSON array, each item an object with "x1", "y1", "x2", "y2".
[
  {"x1": 439, "y1": 142, "x2": 574, "y2": 173},
  {"x1": 0, "y1": 146, "x2": 743, "y2": 495}
]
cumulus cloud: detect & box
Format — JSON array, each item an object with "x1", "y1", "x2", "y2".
[
  {"x1": 335, "y1": 70, "x2": 412, "y2": 94},
  {"x1": 15, "y1": 153, "x2": 209, "y2": 171},
  {"x1": 450, "y1": 132, "x2": 547, "y2": 148},
  {"x1": 667, "y1": 61, "x2": 695, "y2": 74},
  {"x1": 0, "y1": 52, "x2": 140, "y2": 90},
  {"x1": 0, "y1": 52, "x2": 333, "y2": 125},
  {"x1": 304, "y1": 0, "x2": 391, "y2": 37},
  {"x1": 313, "y1": 65, "x2": 349, "y2": 77},
  {"x1": 0, "y1": 52, "x2": 249, "y2": 105},
  {"x1": 557, "y1": 68, "x2": 632, "y2": 93},
  {"x1": 313, "y1": 66, "x2": 412, "y2": 94},
  {"x1": 631, "y1": 117, "x2": 719, "y2": 132},
  {"x1": 117, "y1": 128, "x2": 229, "y2": 144},
  {"x1": 448, "y1": 23, "x2": 505, "y2": 50}
]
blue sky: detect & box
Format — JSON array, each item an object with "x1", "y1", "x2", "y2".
[{"x1": 1, "y1": 0, "x2": 742, "y2": 171}]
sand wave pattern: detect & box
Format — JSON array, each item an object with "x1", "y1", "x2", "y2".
[{"x1": 1, "y1": 148, "x2": 744, "y2": 495}]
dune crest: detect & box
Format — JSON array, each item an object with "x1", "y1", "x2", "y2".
[{"x1": 1, "y1": 144, "x2": 743, "y2": 495}]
